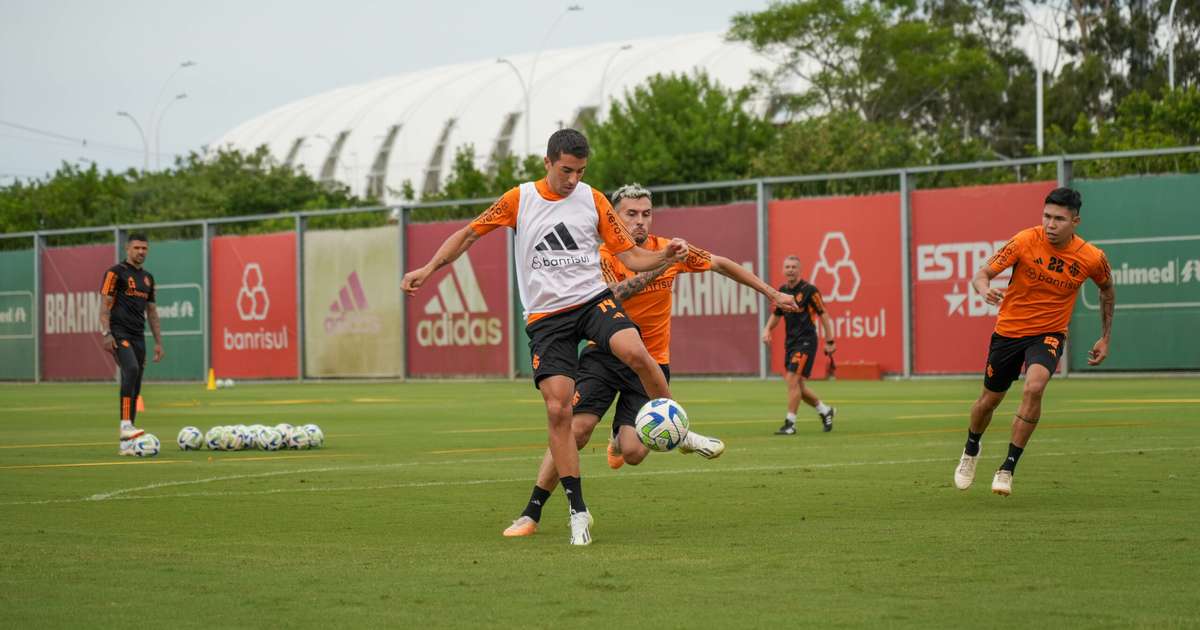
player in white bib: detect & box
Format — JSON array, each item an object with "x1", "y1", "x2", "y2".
[{"x1": 402, "y1": 129, "x2": 686, "y2": 546}]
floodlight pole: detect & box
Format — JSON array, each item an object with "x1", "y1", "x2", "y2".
[
  {"x1": 496, "y1": 58, "x2": 532, "y2": 157},
  {"x1": 117, "y1": 111, "x2": 150, "y2": 171},
  {"x1": 1168, "y1": 0, "x2": 1179, "y2": 91}
]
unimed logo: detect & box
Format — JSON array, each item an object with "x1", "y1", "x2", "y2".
[
  {"x1": 224, "y1": 262, "x2": 288, "y2": 352},
  {"x1": 417, "y1": 253, "x2": 501, "y2": 347}
]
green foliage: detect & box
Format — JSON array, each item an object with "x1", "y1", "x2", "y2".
[
  {"x1": 583, "y1": 72, "x2": 776, "y2": 191},
  {"x1": 0, "y1": 146, "x2": 376, "y2": 238}
]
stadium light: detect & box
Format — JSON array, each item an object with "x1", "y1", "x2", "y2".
[
  {"x1": 496, "y1": 58, "x2": 532, "y2": 157},
  {"x1": 1168, "y1": 0, "x2": 1179, "y2": 90},
  {"x1": 599, "y1": 44, "x2": 633, "y2": 113},
  {"x1": 116, "y1": 111, "x2": 149, "y2": 171},
  {"x1": 151, "y1": 60, "x2": 197, "y2": 169},
  {"x1": 154, "y1": 93, "x2": 187, "y2": 170}
]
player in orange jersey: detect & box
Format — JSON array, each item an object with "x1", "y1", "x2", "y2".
[
  {"x1": 403, "y1": 131, "x2": 687, "y2": 545},
  {"x1": 503, "y1": 183, "x2": 798, "y2": 537},
  {"x1": 953, "y1": 187, "x2": 1115, "y2": 496}
]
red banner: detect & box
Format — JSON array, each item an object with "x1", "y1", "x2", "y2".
[
  {"x1": 41, "y1": 244, "x2": 117, "y2": 380},
  {"x1": 653, "y1": 203, "x2": 760, "y2": 374},
  {"x1": 405, "y1": 221, "x2": 510, "y2": 376},
  {"x1": 211, "y1": 233, "x2": 298, "y2": 379},
  {"x1": 767, "y1": 194, "x2": 904, "y2": 377},
  {"x1": 911, "y1": 182, "x2": 1056, "y2": 373}
]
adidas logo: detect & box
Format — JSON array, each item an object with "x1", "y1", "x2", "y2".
[
  {"x1": 417, "y1": 253, "x2": 502, "y2": 347},
  {"x1": 323, "y1": 271, "x2": 381, "y2": 335},
  {"x1": 534, "y1": 223, "x2": 580, "y2": 252}
]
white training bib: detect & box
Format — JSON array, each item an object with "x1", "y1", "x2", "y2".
[{"x1": 514, "y1": 181, "x2": 608, "y2": 317}]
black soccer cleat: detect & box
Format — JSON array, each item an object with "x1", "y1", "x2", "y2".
[
  {"x1": 775, "y1": 421, "x2": 797, "y2": 435},
  {"x1": 820, "y1": 407, "x2": 836, "y2": 432}
]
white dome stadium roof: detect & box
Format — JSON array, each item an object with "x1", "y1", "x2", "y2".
[{"x1": 210, "y1": 32, "x2": 782, "y2": 202}]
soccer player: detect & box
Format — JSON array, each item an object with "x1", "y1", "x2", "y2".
[
  {"x1": 953, "y1": 187, "x2": 1115, "y2": 496},
  {"x1": 503, "y1": 183, "x2": 798, "y2": 537},
  {"x1": 99, "y1": 233, "x2": 164, "y2": 455},
  {"x1": 401, "y1": 130, "x2": 686, "y2": 545},
  {"x1": 762, "y1": 256, "x2": 837, "y2": 434}
]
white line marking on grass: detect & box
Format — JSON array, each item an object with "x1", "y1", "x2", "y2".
[{"x1": 3, "y1": 446, "x2": 1193, "y2": 507}]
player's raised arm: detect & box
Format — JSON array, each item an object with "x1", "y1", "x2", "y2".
[
  {"x1": 401, "y1": 189, "x2": 518, "y2": 296},
  {"x1": 601, "y1": 254, "x2": 671, "y2": 301},
  {"x1": 709, "y1": 254, "x2": 799, "y2": 313}
]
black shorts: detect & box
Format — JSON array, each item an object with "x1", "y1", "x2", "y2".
[
  {"x1": 573, "y1": 344, "x2": 670, "y2": 432},
  {"x1": 785, "y1": 337, "x2": 818, "y2": 377},
  {"x1": 526, "y1": 289, "x2": 639, "y2": 388},
  {"x1": 983, "y1": 332, "x2": 1065, "y2": 393}
]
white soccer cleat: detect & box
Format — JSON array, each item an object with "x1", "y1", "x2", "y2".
[
  {"x1": 992, "y1": 469, "x2": 1013, "y2": 496},
  {"x1": 120, "y1": 425, "x2": 145, "y2": 441},
  {"x1": 678, "y1": 431, "x2": 725, "y2": 459},
  {"x1": 503, "y1": 516, "x2": 538, "y2": 537},
  {"x1": 118, "y1": 440, "x2": 137, "y2": 456},
  {"x1": 953, "y1": 450, "x2": 980, "y2": 490},
  {"x1": 568, "y1": 510, "x2": 593, "y2": 546}
]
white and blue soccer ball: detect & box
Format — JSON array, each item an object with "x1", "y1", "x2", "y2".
[
  {"x1": 635, "y1": 398, "x2": 690, "y2": 452},
  {"x1": 302, "y1": 424, "x2": 324, "y2": 448},
  {"x1": 205, "y1": 426, "x2": 226, "y2": 450},
  {"x1": 287, "y1": 426, "x2": 311, "y2": 450},
  {"x1": 247, "y1": 424, "x2": 266, "y2": 447},
  {"x1": 132, "y1": 433, "x2": 161, "y2": 457},
  {"x1": 177, "y1": 426, "x2": 203, "y2": 451},
  {"x1": 232, "y1": 425, "x2": 253, "y2": 450},
  {"x1": 274, "y1": 423, "x2": 294, "y2": 443},
  {"x1": 257, "y1": 427, "x2": 284, "y2": 451}
]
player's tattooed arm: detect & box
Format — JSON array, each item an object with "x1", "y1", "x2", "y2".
[
  {"x1": 147, "y1": 303, "x2": 165, "y2": 362},
  {"x1": 99, "y1": 294, "x2": 116, "y2": 353},
  {"x1": 402, "y1": 225, "x2": 481, "y2": 295},
  {"x1": 1089, "y1": 279, "x2": 1115, "y2": 365},
  {"x1": 610, "y1": 263, "x2": 671, "y2": 301}
]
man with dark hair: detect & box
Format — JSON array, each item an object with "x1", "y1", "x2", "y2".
[
  {"x1": 953, "y1": 186, "x2": 1115, "y2": 496},
  {"x1": 762, "y1": 255, "x2": 837, "y2": 434},
  {"x1": 502, "y1": 183, "x2": 798, "y2": 537},
  {"x1": 402, "y1": 130, "x2": 687, "y2": 545},
  {"x1": 100, "y1": 233, "x2": 164, "y2": 455}
]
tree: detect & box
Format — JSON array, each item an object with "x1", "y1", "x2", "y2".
[{"x1": 582, "y1": 71, "x2": 776, "y2": 191}]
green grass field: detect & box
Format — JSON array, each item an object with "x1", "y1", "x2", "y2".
[{"x1": 1, "y1": 377, "x2": 1198, "y2": 628}]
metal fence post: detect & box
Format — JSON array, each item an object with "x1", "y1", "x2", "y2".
[
  {"x1": 397, "y1": 207, "x2": 408, "y2": 380},
  {"x1": 296, "y1": 215, "x2": 305, "y2": 381},
  {"x1": 507, "y1": 227, "x2": 516, "y2": 380},
  {"x1": 899, "y1": 170, "x2": 913, "y2": 378},
  {"x1": 756, "y1": 179, "x2": 769, "y2": 379},
  {"x1": 202, "y1": 220, "x2": 211, "y2": 379},
  {"x1": 1057, "y1": 157, "x2": 1073, "y2": 377},
  {"x1": 33, "y1": 234, "x2": 42, "y2": 383},
  {"x1": 114, "y1": 227, "x2": 123, "y2": 263}
]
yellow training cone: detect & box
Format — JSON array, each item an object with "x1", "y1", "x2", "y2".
[{"x1": 206, "y1": 368, "x2": 217, "y2": 391}]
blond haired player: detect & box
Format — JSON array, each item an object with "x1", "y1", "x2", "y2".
[
  {"x1": 953, "y1": 187, "x2": 1115, "y2": 496},
  {"x1": 503, "y1": 183, "x2": 798, "y2": 537},
  {"x1": 402, "y1": 130, "x2": 686, "y2": 545}
]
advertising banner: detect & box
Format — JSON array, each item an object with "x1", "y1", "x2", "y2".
[
  {"x1": 304, "y1": 226, "x2": 403, "y2": 377},
  {"x1": 140, "y1": 239, "x2": 205, "y2": 380},
  {"x1": 911, "y1": 181, "x2": 1057, "y2": 373},
  {"x1": 211, "y1": 232, "x2": 298, "y2": 379},
  {"x1": 0, "y1": 249, "x2": 36, "y2": 380},
  {"x1": 1071, "y1": 174, "x2": 1200, "y2": 370},
  {"x1": 41, "y1": 243, "x2": 117, "y2": 380},
  {"x1": 654, "y1": 203, "x2": 760, "y2": 374},
  {"x1": 767, "y1": 194, "x2": 903, "y2": 377},
  {"x1": 406, "y1": 221, "x2": 510, "y2": 377}
]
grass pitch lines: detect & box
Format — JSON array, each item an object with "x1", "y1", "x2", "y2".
[
  {"x1": 0, "y1": 459, "x2": 191, "y2": 471},
  {"x1": 0, "y1": 441, "x2": 112, "y2": 450}
]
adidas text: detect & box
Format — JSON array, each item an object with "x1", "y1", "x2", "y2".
[{"x1": 416, "y1": 313, "x2": 502, "y2": 347}]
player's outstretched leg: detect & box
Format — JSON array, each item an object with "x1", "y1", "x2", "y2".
[
  {"x1": 539, "y1": 376, "x2": 593, "y2": 545},
  {"x1": 956, "y1": 388, "x2": 1005, "y2": 490},
  {"x1": 607, "y1": 329, "x2": 670, "y2": 400},
  {"x1": 992, "y1": 365, "x2": 1049, "y2": 496},
  {"x1": 678, "y1": 429, "x2": 726, "y2": 459}
]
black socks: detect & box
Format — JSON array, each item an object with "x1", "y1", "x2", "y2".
[
  {"x1": 560, "y1": 476, "x2": 587, "y2": 514},
  {"x1": 964, "y1": 430, "x2": 983, "y2": 456},
  {"x1": 999, "y1": 443, "x2": 1025, "y2": 473},
  {"x1": 520, "y1": 485, "x2": 552, "y2": 522}
]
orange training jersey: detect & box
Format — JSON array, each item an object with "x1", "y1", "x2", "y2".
[
  {"x1": 469, "y1": 179, "x2": 635, "y2": 324},
  {"x1": 599, "y1": 234, "x2": 712, "y2": 364},
  {"x1": 987, "y1": 226, "x2": 1111, "y2": 338}
]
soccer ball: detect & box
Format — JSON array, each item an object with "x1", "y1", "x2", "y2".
[
  {"x1": 205, "y1": 426, "x2": 226, "y2": 450},
  {"x1": 635, "y1": 398, "x2": 690, "y2": 452},
  {"x1": 302, "y1": 424, "x2": 324, "y2": 448},
  {"x1": 287, "y1": 426, "x2": 311, "y2": 450},
  {"x1": 246, "y1": 424, "x2": 265, "y2": 447},
  {"x1": 274, "y1": 423, "x2": 295, "y2": 443},
  {"x1": 257, "y1": 427, "x2": 284, "y2": 451},
  {"x1": 232, "y1": 424, "x2": 252, "y2": 450},
  {"x1": 132, "y1": 433, "x2": 161, "y2": 457},
  {"x1": 177, "y1": 426, "x2": 203, "y2": 450}
]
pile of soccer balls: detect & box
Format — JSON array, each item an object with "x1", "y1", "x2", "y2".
[{"x1": 175, "y1": 424, "x2": 325, "y2": 452}]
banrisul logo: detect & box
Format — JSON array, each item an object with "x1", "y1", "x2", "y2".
[
  {"x1": 324, "y1": 271, "x2": 381, "y2": 335},
  {"x1": 418, "y1": 253, "x2": 502, "y2": 347},
  {"x1": 530, "y1": 222, "x2": 591, "y2": 269}
]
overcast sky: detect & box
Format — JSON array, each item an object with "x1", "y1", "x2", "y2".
[{"x1": 0, "y1": 0, "x2": 769, "y2": 182}]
